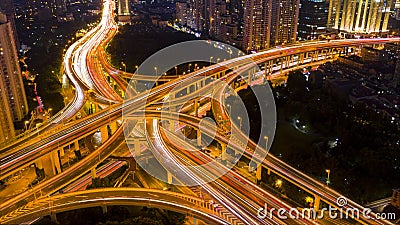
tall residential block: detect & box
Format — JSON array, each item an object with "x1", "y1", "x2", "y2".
[
  {"x1": 0, "y1": 0, "x2": 19, "y2": 50},
  {"x1": 243, "y1": 0, "x2": 272, "y2": 51},
  {"x1": 270, "y1": 0, "x2": 300, "y2": 45},
  {"x1": 327, "y1": 0, "x2": 393, "y2": 34},
  {"x1": 0, "y1": 12, "x2": 28, "y2": 142}
]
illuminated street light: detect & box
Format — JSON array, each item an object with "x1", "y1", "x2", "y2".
[
  {"x1": 326, "y1": 169, "x2": 331, "y2": 185},
  {"x1": 174, "y1": 66, "x2": 178, "y2": 75},
  {"x1": 264, "y1": 136, "x2": 268, "y2": 148},
  {"x1": 238, "y1": 116, "x2": 242, "y2": 129},
  {"x1": 121, "y1": 62, "x2": 126, "y2": 73},
  {"x1": 154, "y1": 67, "x2": 158, "y2": 76},
  {"x1": 24, "y1": 121, "x2": 29, "y2": 131},
  {"x1": 275, "y1": 179, "x2": 282, "y2": 188},
  {"x1": 209, "y1": 56, "x2": 213, "y2": 65},
  {"x1": 226, "y1": 104, "x2": 231, "y2": 115}
]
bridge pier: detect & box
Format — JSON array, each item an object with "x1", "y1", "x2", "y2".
[
  {"x1": 35, "y1": 151, "x2": 61, "y2": 177},
  {"x1": 196, "y1": 129, "x2": 202, "y2": 146},
  {"x1": 101, "y1": 205, "x2": 108, "y2": 214},
  {"x1": 169, "y1": 119, "x2": 175, "y2": 132},
  {"x1": 167, "y1": 171, "x2": 173, "y2": 184},
  {"x1": 100, "y1": 126, "x2": 108, "y2": 144},
  {"x1": 194, "y1": 99, "x2": 199, "y2": 117},
  {"x1": 313, "y1": 195, "x2": 321, "y2": 211},
  {"x1": 91, "y1": 168, "x2": 97, "y2": 179},
  {"x1": 50, "y1": 212, "x2": 57, "y2": 223},
  {"x1": 134, "y1": 138, "x2": 141, "y2": 156},
  {"x1": 74, "y1": 140, "x2": 79, "y2": 151},
  {"x1": 256, "y1": 164, "x2": 262, "y2": 184},
  {"x1": 109, "y1": 121, "x2": 118, "y2": 134},
  {"x1": 50, "y1": 150, "x2": 62, "y2": 175},
  {"x1": 220, "y1": 143, "x2": 227, "y2": 164}
]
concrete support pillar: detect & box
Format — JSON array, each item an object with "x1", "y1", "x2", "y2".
[
  {"x1": 196, "y1": 129, "x2": 202, "y2": 146},
  {"x1": 167, "y1": 171, "x2": 173, "y2": 184},
  {"x1": 314, "y1": 195, "x2": 321, "y2": 211},
  {"x1": 50, "y1": 212, "x2": 57, "y2": 223},
  {"x1": 59, "y1": 147, "x2": 65, "y2": 157},
  {"x1": 267, "y1": 168, "x2": 271, "y2": 175},
  {"x1": 264, "y1": 62, "x2": 268, "y2": 76},
  {"x1": 247, "y1": 70, "x2": 251, "y2": 85},
  {"x1": 194, "y1": 99, "x2": 199, "y2": 117},
  {"x1": 220, "y1": 143, "x2": 227, "y2": 163},
  {"x1": 187, "y1": 86, "x2": 190, "y2": 93},
  {"x1": 169, "y1": 120, "x2": 175, "y2": 132},
  {"x1": 36, "y1": 158, "x2": 43, "y2": 169},
  {"x1": 256, "y1": 164, "x2": 262, "y2": 183},
  {"x1": 94, "y1": 103, "x2": 99, "y2": 113},
  {"x1": 134, "y1": 138, "x2": 141, "y2": 156},
  {"x1": 101, "y1": 205, "x2": 108, "y2": 214},
  {"x1": 50, "y1": 150, "x2": 62, "y2": 175},
  {"x1": 91, "y1": 168, "x2": 97, "y2": 179},
  {"x1": 74, "y1": 140, "x2": 79, "y2": 151},
  {"x1": 109, "y1": 121, "x2": 117, "y2": 134},
  {"x1": 100, "y1": 126, "x2": 108, "y2": 144}
]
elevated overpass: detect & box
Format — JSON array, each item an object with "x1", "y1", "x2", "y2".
[{"x1": 0, "y1": 188, "x2": 229, "y2": 225}]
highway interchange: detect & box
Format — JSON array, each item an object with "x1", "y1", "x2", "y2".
[{"x1": 0, "y1": 0, "x2": 399, "y2": 224}]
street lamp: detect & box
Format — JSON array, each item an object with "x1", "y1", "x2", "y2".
[
  {"x1": 154, "y1": 67, "x2": 158, "y2": 76},
  {"x1": 217, "y1": 58, "x2": 220, "y2": 63},
  {"x1": 209, "y1": 56, "x2": 213, "y2": 65},
  {"x1": 24, "y1": 121, "x2": 29, "y2": 131},
  {"x1": 238, "y1": 116, "x2": 242, "y2": 129},
  {"x1": 121, "y1": 62, "x2": 126, "y2": 73},
  {"x1": 326, "y1": 169, "x2": 331, "y2": 185},
  {"x1": 264, "y1": 136, "x2": 268, "y2": 148},
  {"x1": 226, "y1": 104, "x2": 231, "y2": 115},
  {"x1": 188, "y1": 63, "x2": 192, "y2": 72},
  {"x1": 174, "y1": 66, "x2": 178, "y2": 75},
  {"x1": 275, "y1": 179, "x2": 282, "y2": 188}
]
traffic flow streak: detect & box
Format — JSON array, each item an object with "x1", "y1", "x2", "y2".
[
  {"x1": 0, "y1": 188, "x2": 227, "y2": 225},
  {"x1": 155, "y1": 121, "x2": 315, "y2": 225},
  {"x1": 146, "y1": 118, "x2": 263, "y2": 225}
]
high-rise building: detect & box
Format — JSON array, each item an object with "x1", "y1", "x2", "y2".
[
  {"x1": 176, "y1": 1, "x2": 188, "y2": 26},
  {"x1": 395, "y1": 0, "x2": 400, "y2": 20},
  {"x1": 0, "y1": 12, "x2": 29, "y2": 142},
  {"x1": 270, "y1": 0, "x2": 300, "y2": 45},
  {"x1": 327, "y1": 0, "x2": 393, "y2": 34},
  {"x1": 186, "y1": 0, "x2": 206, "y2": 32},
  {"x1": 243, "y1": 0, "x2": 272, "y2": 51},
  {"x1": 0, "y1": 0, "x2": 20, "y2": 50},
  {"x1": 298, "y1": 0, "x2": 329, "y2": 40}
]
